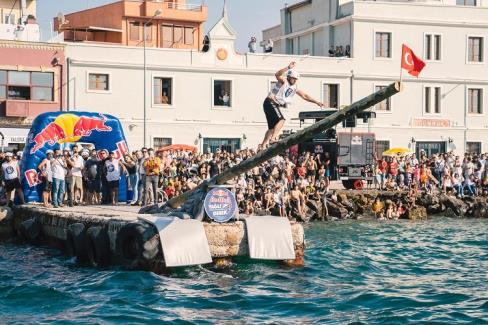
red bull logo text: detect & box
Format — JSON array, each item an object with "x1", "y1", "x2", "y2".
[
  {"x1": 96, "y1": 141, "x2": 129, "y2": 160},
  {"x1": 30, "y1": 113, "x2": 112, "y2": 154},
  {"x1": 24, "y1": 169, "x2": 42, "y2": 188}
]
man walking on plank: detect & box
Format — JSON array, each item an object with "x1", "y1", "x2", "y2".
[{"x1": 261, "y1": 61, "x2": 324, "y2": 147}]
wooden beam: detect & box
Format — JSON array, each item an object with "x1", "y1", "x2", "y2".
[{"x1": 166, "y1": 81, "x2": 402, "y2": 209}]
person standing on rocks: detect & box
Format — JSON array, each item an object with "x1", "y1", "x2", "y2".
[
  {"x1": 104, "y1": 151, "x2": 127, "y2": 205},
  {"x1": 38, "y1": 150, "x2": 54, "y2": 207},
  {"x1": 69, "y1": 145, "x2": 85, "y2": 206},
  {"x1": 143, "y1": 148, "x2": 161, "y2": 206},
  {"x1": 1, "y1": 152, "x2": 25, "y2": 206},
  {"x1": 51, "y1": 149, "x2": 67, "y2": 208}
]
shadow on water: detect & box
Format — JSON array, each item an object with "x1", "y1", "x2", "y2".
[{"x1": 1, "y1": 217, "x2": 487, "y2": 324}]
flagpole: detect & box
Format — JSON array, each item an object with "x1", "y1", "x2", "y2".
[
  {"x1": 399, "y1": 45, "x2": 404, "y2": 85},
  {"x1": 399, "y1": 64, "x2": 404, "y2": 85}
]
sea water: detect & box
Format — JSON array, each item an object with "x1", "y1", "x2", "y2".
[{"x1": 1, "y1": 217, "x2": 487, "y2": 324}]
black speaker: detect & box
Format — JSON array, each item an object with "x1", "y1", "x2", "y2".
[
  {"x1": 342, "y1": 116, "x2": 356, "y2": 128},
  {"x1": 325, "y1": 128, "x2": 337, "y2": 139}
]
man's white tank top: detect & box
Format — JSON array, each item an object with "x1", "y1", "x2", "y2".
[
  {"x1": 2, "y1": 161, "x2": 18, "y2": 180},
  {"x1": 268, "y1": 80, "x2": 297, "y2": 106},
  {"x1": 42, "y1": 159, "x2": 53, "y2": 182},
  {"x1": 105, "y1": 159, "x2": 121, "y2": 182}
]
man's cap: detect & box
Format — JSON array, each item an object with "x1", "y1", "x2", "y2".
[
  {"x1": 5, "y1": 152, "x2": 13, "y2": 157},
  {"x1": 46, "y1": 150, "x2": 54, "y2": 154},
  {"x1": 287, "y1": 69, "x2": 300, "y2": 79}
]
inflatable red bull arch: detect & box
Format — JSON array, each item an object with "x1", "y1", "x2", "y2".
[{"x1": 21, "y1": 111, "x2": 129, "y2": 203}]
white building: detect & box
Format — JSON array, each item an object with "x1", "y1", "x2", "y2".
[
  {"x1": 64, "y1": 10, "x2": 347, "y2": 152},
  {"x1": 262, "y1": 0, "x2": 488, "y2": 155},
  {"x1": 0, "y1": 0, "x2": 40, "y2": 42},
  {"x1": 63, "y1": 2, "x2": 487, "y2": 155}
]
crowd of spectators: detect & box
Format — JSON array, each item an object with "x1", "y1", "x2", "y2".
[
  {"x1": 1, "y1": 145, "x2": 487, "y2": 221},
  {"x1": 375, "y1": 151, "x2": 488, "y2": 198},
  {"x1": 328, "y1": 45, "x2": 351, "y2": 58}
]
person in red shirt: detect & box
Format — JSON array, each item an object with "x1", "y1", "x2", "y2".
[
  {"x1": 296, "y1": 161, "x2": 307, "y2": 179},
  {"x1": 377, "y1": 158, "x2": 388, "y2": 189},
  {"x1": 389, "y1": 157, "x2": 399, "y2": 183}
]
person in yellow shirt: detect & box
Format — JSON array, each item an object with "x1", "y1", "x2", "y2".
[
  {"x1": 372, "y1": 197, "x2": 384, "y2": 219},
  {"x1": 143, "y1": 148, "x2": 162, "y2": 206}
]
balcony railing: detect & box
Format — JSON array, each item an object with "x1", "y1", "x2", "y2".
[
  {"x1": 1, "y1": 100, "x2": 59, "y2": 118},
  {"x1": 165, "y1": 2, "x2": 203, "y2": 11}
]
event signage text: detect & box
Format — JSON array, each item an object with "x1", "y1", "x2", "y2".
[
  {"x1": 411, "y1": 118, "x2": 450, "y2": 128},
  {"x1": 204, "y1": 188, "x2": 237, "y2": 223}
]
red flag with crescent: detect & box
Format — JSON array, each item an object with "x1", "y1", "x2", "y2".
[{"x1": 401, "y1": 44, "x2": 426, "y2": 77}]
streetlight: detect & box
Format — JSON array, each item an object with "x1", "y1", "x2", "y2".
[{"x1": 143, "y1": 9, "x2": 162, "y2": 147}]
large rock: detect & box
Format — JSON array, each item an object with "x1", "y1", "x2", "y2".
[
  {"x1": 0, "y1": 207, "x2": 14, "y2": 240},
  {"x1": 337, "y1": 193, "x2": 355, "y2": 212},
  {"x1": 439, "y1": 194, "x2": 468, "y2": 217},
  {"x1": 326, "y1": 200, "x2": 349, "y2": 219},
  {"x1": 305, "y1": 200, "x2": 324, "y2": 221},
  {"x1": 417, "y1": 193, "x2": 438, "y2": 208},
  {"x1": 427, "y1": 203, "x2": 443, "y2": 215},
  {"x1": 443, "y1": 208, "x2": 458, "y2": 218},
  {"x1": 406, "y1": 206, "x2": 427, "y2": 220},
  {"x1": 471, "y1": 200, "x2": 488, "y2": 218}
]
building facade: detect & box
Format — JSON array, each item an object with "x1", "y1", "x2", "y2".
[
  {"x1": 0, "y1": 0, "x2": 66, "y2": 152},
  {"x1": 55, "y1": 0, "x2": 207, "y2": 51},
  {"x1": 0, "y1": 40, "x2": 66, "y2": 152},
  {"x1": 261, "y1": 0, "x2": 488, "y2": 155},
  {"x1": 63, "y1": 4, "x2": 488, "y2": 155}
]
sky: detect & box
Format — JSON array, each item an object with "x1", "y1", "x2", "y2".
[{"x1": 36, "y1": 0, "x2": 288, "y2": 52}]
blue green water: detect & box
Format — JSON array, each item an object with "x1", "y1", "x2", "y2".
[{"x1": 1, "y1": 218, "x2": 487, "y2": 324}]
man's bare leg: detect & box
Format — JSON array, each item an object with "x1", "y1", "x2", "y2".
[
  {"x1": 261, "y1": 128, "x2": 274, "y2": 148},
  {"x1": 271, "y1": 119, "x2": 285, "y2": 143}
]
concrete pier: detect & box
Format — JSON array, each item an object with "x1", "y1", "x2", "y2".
[{"x1": 0, "y1": 204, "x2": 305, "y2": 273}]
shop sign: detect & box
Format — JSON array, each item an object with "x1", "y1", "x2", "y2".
[{"x1": 412, "y1": 119, "x2": 450, "y2": 128}]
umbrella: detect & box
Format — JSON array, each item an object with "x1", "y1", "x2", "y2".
[
  {"x1": 157, "y1": 144, "x2": 198, "y2": 154},
  {"x1": 382, "y1": 147, "x2": 414, "y2": 157}
]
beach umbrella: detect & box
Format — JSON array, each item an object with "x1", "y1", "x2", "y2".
[
  {"x1": 157, "y1": 144, "x2": 198, "y2": 154},
  {"x1": 382, "y1": 147, "x2": 414, "y2": 157}
]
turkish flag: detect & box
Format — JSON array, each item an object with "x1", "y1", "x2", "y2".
[{"x1": 401, "y1": 44, "x2": 426, "y2": 77}]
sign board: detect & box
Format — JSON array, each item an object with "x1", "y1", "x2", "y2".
[
  {"x1": 351, "y1": 135, "x2": 363, "y2": 146},
  {"x1": 412, "y1": 118, "x2": 450, "y2": 128},
  {"x1": 9, "y1": 136, "x2": 26, "y2": 143},
  {"x1": 204, "y1": 188, "x2": 237, "y2": 223}
]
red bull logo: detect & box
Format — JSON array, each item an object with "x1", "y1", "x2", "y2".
[
  {"x1": 30, "y1": 113, "x2": 112, "y2": 154},
  {"x1": 213, "y1": 189, "x2": 227, "y2": 196},
  {"x1": 29, "y1": 123, "x2": 67, "y2": 154},
  {"x1": 204, "y1": 188, "x2": 237, "y2": 223},
  {"x1": 24, "y1": 169, "x2": 42, "y2": 187},
  {"x1": 96, "y1": 140, "x2": 129, "y2": 160}
]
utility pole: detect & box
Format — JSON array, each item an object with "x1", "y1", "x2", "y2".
[{"x1": 143, "y1": 9, "x2": 162, "y2": 147}]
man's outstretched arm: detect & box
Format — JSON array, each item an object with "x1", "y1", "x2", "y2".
[{"x1": 296, "y1": 89, "x2": 324, "y2": 107}]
